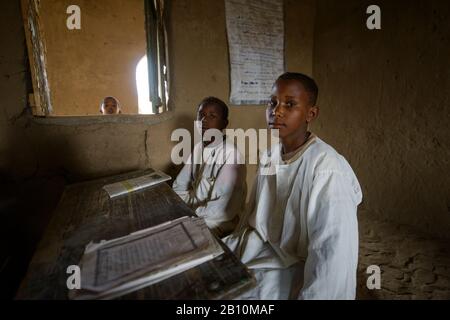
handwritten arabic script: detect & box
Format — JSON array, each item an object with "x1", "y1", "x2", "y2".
[{"x1": 225, "y1": 0, "x2": 285, "y2": 105}]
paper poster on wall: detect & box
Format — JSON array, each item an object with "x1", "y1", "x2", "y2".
[{"x1": 225, "y1": 0, "x2": 285, "y2": 105}]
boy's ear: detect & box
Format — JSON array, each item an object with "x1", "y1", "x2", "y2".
[{"x1": 307, "y1": 105, "x2": 319, "y2": 123}]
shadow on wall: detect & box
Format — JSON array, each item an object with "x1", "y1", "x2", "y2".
[
  {"x1": 0, "y1": 122, "x2": 72, "y2": 299},
  {"x1": 163, "y1": 114, "x2": 196, "y2": 185},
  {"x1": 0, "y1": 172, "x2": 66, "y2": 299}
]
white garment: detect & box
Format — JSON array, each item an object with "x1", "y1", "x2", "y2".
[
  {"x1": 224, "y1": 134, "x2": 362, "y2": 300},
  {"x1": 173, "y1": 138, "x2": 246, "y2": 237}
]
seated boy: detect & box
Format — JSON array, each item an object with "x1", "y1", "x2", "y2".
[
  {"x1": 224, "y1": 73, "x2": 362, "y2": 299},
  {"x1": 173, "y1": 97, "x2": 247, "y2": 237},
  {"x1": 100, "y1": 96, "x2": 121, "y2": 115}
]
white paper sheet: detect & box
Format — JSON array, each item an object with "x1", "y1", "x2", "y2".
[
  {"x1": 102, "y1": 170, "x2": 172, "y2": 198},
  {"x1": 225, "y1": 0, "x2": 285, "y2": 105},
  {"x1": 70, "y1": 217, "x2": 224, "y2": 300}
]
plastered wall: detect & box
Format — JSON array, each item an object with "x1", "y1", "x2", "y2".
[
  {"x1": 313, "y1": 0, "x2": 450, "y2": 238},
  {"x1": 39, "y1": 0, "x2": 146, "y2": 115}
]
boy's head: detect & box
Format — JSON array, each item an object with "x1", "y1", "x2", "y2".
[
  {"x1": 197, "y1": 97, "x2": 229, "y2": 134},
  {"x1": 100, "y1": 96, "x2": 121, "y2": 115},
  {"x1": 267, "y1": 72, "x2": 319, "y2": 139}
]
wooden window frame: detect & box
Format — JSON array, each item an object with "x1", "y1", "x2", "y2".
[{"x1": 21, "y1": 0, "x2": 171, "y2": 120}]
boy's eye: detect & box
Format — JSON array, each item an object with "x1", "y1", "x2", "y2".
[
  {"x1": 286, "y1": 101, "x2": 296, "y2": 108},
  {"x1": 268, "y1": 100, "x2": 277, "y2": 108}
]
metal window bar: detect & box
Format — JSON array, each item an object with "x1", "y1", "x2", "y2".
[{"x1": 145, "y1": 0, "x2": 169, "y2": 114}]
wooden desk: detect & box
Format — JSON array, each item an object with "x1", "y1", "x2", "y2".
[{"x1": 16, "y1": 169, "x2": 254, "y2": 299}]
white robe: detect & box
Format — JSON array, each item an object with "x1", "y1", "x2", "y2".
[
  {"x1": 224, "y1": 134, "x2": 362, "y2": 300},
  {"x1": 173, "y1": 138, "x2": 246, "y2": 237}
]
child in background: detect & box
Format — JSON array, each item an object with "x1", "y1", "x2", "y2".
[{"x1": 100, "y1": 96, "x2": 121, "y2": 115}]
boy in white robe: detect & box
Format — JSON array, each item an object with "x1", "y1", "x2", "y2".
[
  {"x1": 173, "y1": 97, "x2": 246, "y2": 237},
  {"x1": 224, "y1": 73, "x2": 362, "y2": 300}
]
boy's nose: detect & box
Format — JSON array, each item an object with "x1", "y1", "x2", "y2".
[{"x1": 272, "y1": 105, "x2": 283, "y2": 117}]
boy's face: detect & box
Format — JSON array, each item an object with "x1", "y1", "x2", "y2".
[
  {"x1": 197, "y1": 103, "x2": 228, "y2": 134},
  {"x1": 266, "y1": 79, "x2": 318, "y2": 140},
  {"x1": 102, "y1": 98, "x2": 119, "y2": 115}
]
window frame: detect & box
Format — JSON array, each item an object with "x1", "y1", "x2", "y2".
[
  {"x1": 145, "y1": 0, "x2": 170, "y2": 115},
  {"x1": 21, "y1": 0, "x2": 171, "y2": 122}
]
